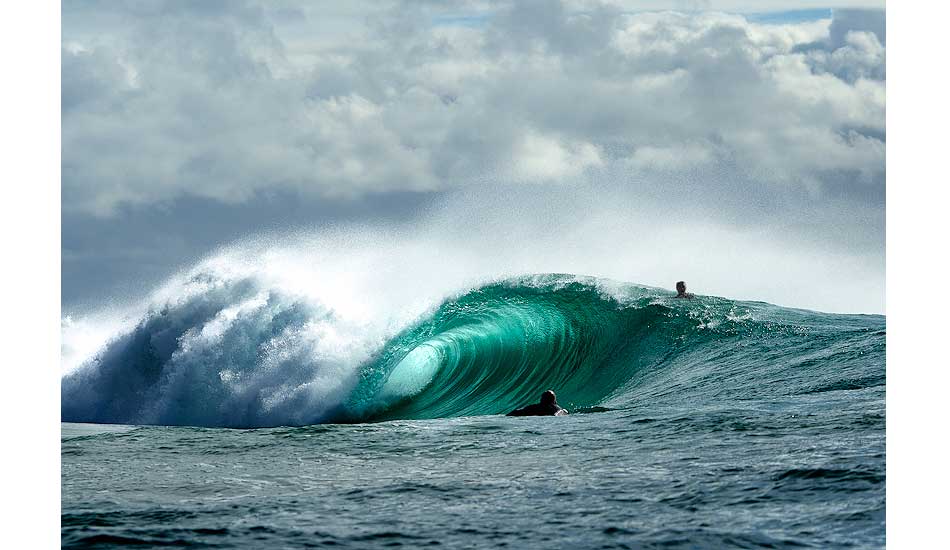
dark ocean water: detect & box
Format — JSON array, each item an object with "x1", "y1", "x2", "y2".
[{"x1": 62, "y1": 275, "x2": 885, "y2": 548}]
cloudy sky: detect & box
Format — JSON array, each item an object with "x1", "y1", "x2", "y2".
[{"x1": 62, "y1": 0, "x2": 885, "y2": 313}]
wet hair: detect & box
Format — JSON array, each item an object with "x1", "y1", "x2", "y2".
[
  {"x1": 540, "y1": 390, "x2": 557, "y2": 406},
  {"x1": 676, "y1": 281, "x2": 686, "y2": 291}
]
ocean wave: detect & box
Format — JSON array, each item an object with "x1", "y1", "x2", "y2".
[{"x1": 61, "y1": 268, "x2": 884, "y2": 428}]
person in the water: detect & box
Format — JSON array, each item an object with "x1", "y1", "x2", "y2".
[
  {"x1": 675, "y1": 281, "x2": 695, "y2": 299},
  {"x1": 507, "y1": 390, "x2": 569, "y2": 416}
]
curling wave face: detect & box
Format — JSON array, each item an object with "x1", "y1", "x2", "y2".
[{"x1": 61, "y1": 270, "x2": 885, "y2": 428}]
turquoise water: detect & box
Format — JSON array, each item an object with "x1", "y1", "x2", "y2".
[{"x1": 62, "y1": 274, "x2": 885, "y2": 548}]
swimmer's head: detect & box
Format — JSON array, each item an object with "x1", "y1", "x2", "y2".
[
  {"x1": 540, "y1": 390, "x2": 557, "y2": 406},
  {"x1": 676, "y1": 281, "x2": 686, "y2": 294}
]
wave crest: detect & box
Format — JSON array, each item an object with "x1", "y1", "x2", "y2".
[
  {"x1": 61, "y1": 272, "x2": 367, "y2": 427},
  {"x1": 61, "y1": 270, "x2": 884, "y2": 428}
]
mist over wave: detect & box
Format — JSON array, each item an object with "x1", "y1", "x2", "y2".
[
  {"x1": 61, "y1": 184, "x2": 885, "y2": 427},
  {"x1": 61, "y1": 235, "x2": 884, "y2": 428}
]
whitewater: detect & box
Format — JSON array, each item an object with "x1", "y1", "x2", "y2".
[{"x1": 61, "y1": 237, "x2": 885, "y2": 548}]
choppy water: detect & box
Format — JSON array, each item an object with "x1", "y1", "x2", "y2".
[{"x1": 62, "y1": 273, "x2": 885, "y2": 548}]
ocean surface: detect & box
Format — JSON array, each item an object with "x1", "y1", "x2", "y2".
[{"x1": 62, "y1": 274, "x2": 885, "y2": 548}]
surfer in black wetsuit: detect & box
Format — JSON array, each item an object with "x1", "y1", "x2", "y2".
[
  {"x1": 675, "y1": 281, "x2": 695, "y2": 299},
  {"x1": 507, "y1": 390, "x2": 568, "y2": 416}
]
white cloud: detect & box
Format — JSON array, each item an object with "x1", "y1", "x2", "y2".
[
  {"x1": 511, "y1": 131, "x2": 603, "y2": 181},
  {"x1": 62, "y1": 1, "x2": 884, "y2": 218}
]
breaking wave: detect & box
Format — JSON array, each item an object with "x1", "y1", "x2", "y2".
[{"x1": 61, "y1": 266, "x2": 885, "y2": 428}]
